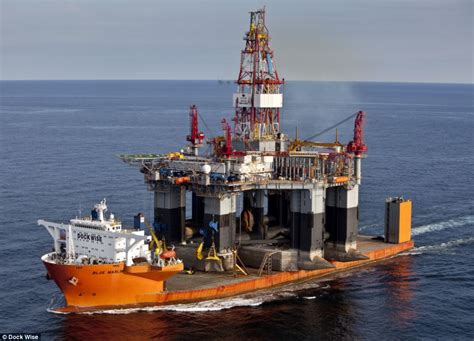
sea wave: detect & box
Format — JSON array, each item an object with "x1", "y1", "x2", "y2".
[
  {"x1": 403, "y1": 237, "x2": 474, "y2": 255},
  {"x1": 7, "y1": 108, "x2": 84, "y2": 115},
  {"x1": 411, "y1": 215, "x2": 474, "y2": 236},
  {"x1": 359, "y1": 223, "x2": 379, "y2": 231}
]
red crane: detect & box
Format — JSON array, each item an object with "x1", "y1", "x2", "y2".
[
  {"x1": 186, "y1": 105, "x2": 205, "y2": 155},
  {"x1": 347, "y1": 111, "x2": 368, "y2": 156}
]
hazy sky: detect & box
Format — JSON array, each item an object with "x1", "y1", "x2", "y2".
[{"x1": 1, "y1": 0, "x2": 472, "y2": 82}]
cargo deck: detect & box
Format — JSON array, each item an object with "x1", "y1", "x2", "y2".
[
  {"x1": 165, "y1": 236, "x2": 413, "y2": 295},
  {"x1": 53, "y1": 237, "x2": 413, "y2": 313}
]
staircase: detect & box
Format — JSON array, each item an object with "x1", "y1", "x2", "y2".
[{"x1": 258, "y1": 251, "x2": 278, "y2": 276}]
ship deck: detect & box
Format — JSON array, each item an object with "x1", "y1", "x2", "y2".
[
  {"x1": 166, "y1": 235, "x2": 410, "y2": 292},
  {"x1": 167, "y1": 269, "x2": 260, "y2": 291},
  {"x1": 52, "y1": 236, "x2": 413, "y2": 313}
]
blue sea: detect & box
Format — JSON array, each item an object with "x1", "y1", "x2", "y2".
[{"x1": 0, "y1": 80, "x2": 473, "y2": 340}]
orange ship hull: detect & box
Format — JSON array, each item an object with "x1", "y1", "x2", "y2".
[
  {"x1": 44, "y1": 238, "x2": 414, "y2": 313},
  {"x1": 43, "y1": 257, "x2": 184, "y2": 308}
]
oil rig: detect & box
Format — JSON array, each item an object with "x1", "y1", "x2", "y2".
[{"x1": 121, "y1": 8, "x2": 388, "y2": 273}]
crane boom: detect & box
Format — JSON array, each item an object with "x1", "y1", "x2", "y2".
[
  {"x1": 347, "y1": 111, "x2": 367, "y2": 156},
  {"x1": 289, "y1": 140, "x2": 343, "y2": 152},
  {"x1": 144, "y1": 219, "x2": 162, "y2": 255},
  {"x1": 304, "y1": 112, "x2": 357, "y2": 141},
  {"x1": 289, "y1": 112, "x2": 358, "y2": 152}
]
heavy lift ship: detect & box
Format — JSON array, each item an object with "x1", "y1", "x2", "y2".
[{"x1": 39, "y1": 8, "x2": 413, "y2": 313}]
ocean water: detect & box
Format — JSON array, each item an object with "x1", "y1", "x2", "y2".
[{"x1": 0, "y1": 80, "x2": 473, "y2": 340}]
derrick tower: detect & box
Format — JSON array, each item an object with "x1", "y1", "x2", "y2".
[{"x1": 233, "y1": 8, "x2": 284, "y2": 142}]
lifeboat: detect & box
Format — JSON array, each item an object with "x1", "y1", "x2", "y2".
[{"x1": 160, "y1": 246, "x2": 177, "y2": 260}]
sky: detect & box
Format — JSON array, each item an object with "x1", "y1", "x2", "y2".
[{"x1": 0, "y1": 0, "x2": 472, "y2": 83}]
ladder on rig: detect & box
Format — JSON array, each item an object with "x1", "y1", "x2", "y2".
[{"x1": 258, "y1": 251, "x2": 278, "y2": 276}]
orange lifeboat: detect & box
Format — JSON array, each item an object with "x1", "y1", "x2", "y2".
[
  {"x1": 175, "y1": 176, "x2": 191, "y2": 185},
  {"x1": 160, "y1": 246, "x2": 177, "y2": 260}
]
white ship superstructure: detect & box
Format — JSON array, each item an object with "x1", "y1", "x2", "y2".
[{"x1": 38, "y1": 199, "x2": 151, "y2": 265}]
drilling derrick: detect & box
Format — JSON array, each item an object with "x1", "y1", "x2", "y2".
[{"x1": 233, "y1": 8, "x2": 284, "y2": 143}]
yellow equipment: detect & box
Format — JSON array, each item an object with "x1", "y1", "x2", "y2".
[
  {"x1": 167, "y1": 152, "x2": 184, "y2": 159},
  {"x1": 289, "y1": 128, "x2": 344, "y2": 152},
  {"x1": 232, "y1": 249, "x2": 248, "y2": 276},
  {"x1": 196, "y1": 238, "x2": 221, "y2": 262},
  {"x1": 195, "y1": 242, "x2": 204, "y2": 260},
  {"x1": 289, "y1": 139, "x2": 343, "y2": 152},
  {"x1": 144, "y1": 219, "x2": 162, "y2": 256},
  {"x1": 205, "y1": 239, "x2": 220, "y2": 262}
]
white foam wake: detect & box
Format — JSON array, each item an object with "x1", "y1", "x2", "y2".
[
  {"x1": 359, "y1": 223, "x2": 379, "y2": 231},
  {"x1": 47, "y1": 296, "x2": 265, "y2": 315},
  {"x1": 404, "y1": 237, "x2": 474, "y2": 255},
  {"x1": 65, "y1": 291, "x2": 299, "y2": 315},
  {"x1": 90, "y1": 297, "x2": 264, "y2": 315},
  {"x1": 411, "y1": 215, "x2": 474, "y2": 236}
]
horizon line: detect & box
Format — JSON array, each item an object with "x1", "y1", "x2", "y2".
[{"x1": 0, "y1": 78, "x2": 472, "y2": 85}]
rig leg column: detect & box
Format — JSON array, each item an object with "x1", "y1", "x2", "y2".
[
  {"x1": 299, "y1": 187, "x2": 325, "y2": 260},
  {"x1": 191, "y1": 192, "x2": 205, "y2": 226},
  {"x1": 203, "y1": 195, "x2": 236, "y2": 252},
  {"x1": 268, "y1": 191, "x2": 289, "y2": 227},
  {"x1": 325, "y1": 185, "x2": 359, "y2": 255},
  {"x1": 267, "y1": 191, "x2": 279, "y2": 224},
  {"x1": 254, "y1": 190, "x2": 266, "y2": 239},
  {"x1": 154, "y1": 185, "x2": 186, "y2": 242},
  {"x1": 290, "y1": 190, "x2": 302, "y2": 250},
  {"x1": 290, "y1": 187, "x2": 326, "y2": 269}
]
